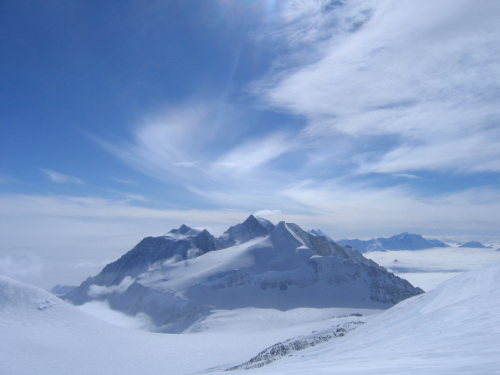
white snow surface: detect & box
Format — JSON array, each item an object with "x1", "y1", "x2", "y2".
[
  {"x1": 2, "y1": 260, "x2": 500, "y2": 374},
  {"x1": 365, "y1": 244, "x2": 500, "y2": 291},
  {"x1": 0, "y1": 274, "x2": 377, "y2": 375},
  {"x1": 215, "y1": 261, "x2": 500, "y2": 374}
]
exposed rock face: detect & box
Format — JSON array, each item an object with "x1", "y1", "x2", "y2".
[
  {"x1": 64, "y1": 225, "x2": 222, "y2": 305},
  {"x1": 227, "y1": 319, "x2": 365, "y2": 371},
  {"x1": 218, "y1": 215, "x2": 274, "y2": 247},
  {"x1": 65, "y1": 217, "x2": 424, "y2": 333},
  {"x1": 309, "y1": 229, "x2": 334, "y2": 243}
]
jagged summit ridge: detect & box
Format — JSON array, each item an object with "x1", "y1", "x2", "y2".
[
  {"x1": 309, "y1": 229, "x2": 334, "y2": 243},
  {"x1": 64, "y1": 225, "x2": 222, "y2": 305},
  {"x1": 218, "y1": 214, "x2": 274, "y2": 247},
  {"x1": 168, "y1": 224, "x2": 193, "y2": 236}
]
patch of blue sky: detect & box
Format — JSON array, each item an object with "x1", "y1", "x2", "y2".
[{"x1": 1, "y1": 0, "x2": 500, "y2": 239}]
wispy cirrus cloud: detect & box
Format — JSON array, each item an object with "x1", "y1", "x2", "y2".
[
  {"x1": 41, "y1": 169, "x2": 84, "y2": 184},
  {"x1": 212, "y1": 132, "x2": 295, "y2": 173},
  {"x1": 92, "y1": 100, "x2": 303, "y2": 205},
  {"x1": 261, "y1": 0, "x2": 500, "y2": 175},
  {"x1": 87, "y1": 1, "x2": 500, "y2": 239},
  {"x1": 0, "y1": 174, "x2": 21, "y2": 185}
]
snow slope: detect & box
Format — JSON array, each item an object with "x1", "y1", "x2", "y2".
[
  {"x1": 65, "y1": 220, "x2": 422, "y2": 332},
  {"x1": 216, "y1": 261, "x2": 500, "y2": 374},
  {"x1": 2, "y1": 262, "x2": 499, "y2": 374},
  {"x1": 0, "y1": 274, "x2": 384, "y2": 375}
]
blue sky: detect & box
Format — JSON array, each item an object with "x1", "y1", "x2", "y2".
[{"x1": 1, "y1": 0, "x2": 500, "y2": 288}]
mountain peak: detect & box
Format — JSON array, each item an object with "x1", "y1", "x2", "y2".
[
  {"x1": 459, "y1": 241, "x2": 489, "y2": 248},
  {"x1": 169, "y1": 224, "x2": 192, "y2": 236},
  {"x1": 218, "y1": 215, "x2": 274, "y2": 248},
  {"x1": 243, "y1": 214, "x2": 259, "y2": 225}
]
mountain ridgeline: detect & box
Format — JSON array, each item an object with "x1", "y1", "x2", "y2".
[
  {"x1": 336, "y1": 232, "x2": 450, "y2": 253},
  {"x1": 64, "y1": 215, "x2": 424, "y2": 333}
]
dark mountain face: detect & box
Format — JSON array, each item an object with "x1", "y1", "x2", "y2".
[
  {"x1": 64, "y1": 225, "x2": 223, "y2": 305},
  {"x1": 65, "y1": 216, "x2": 273, "y2": 305},
  {"x1": 218, "y1": 215, "x2": 274, "y2": 248},
  {"x1": 169, "y1": 224, "x2": 192, "y2": 235}
]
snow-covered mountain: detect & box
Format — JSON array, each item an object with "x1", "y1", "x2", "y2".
[
  {"x1": 65, "y1": 217, "x2": 423, "y2": 333},
  {"x1": 309, "y1": 229, "x2": 334, "y2": 243},
  {"x1": 459, "y1": 241, "x2": 490, "y2": 248},
  {"x1": 218, "y1": 214, "x2": 274, "y2": 247},
  {"x1": 338, "y1": 232, "x2": 449, "y2": 253},
  {"x1": 64, "y1": 225, "x2": 222, "y2": 305}
]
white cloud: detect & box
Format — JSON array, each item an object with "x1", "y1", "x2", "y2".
[
  {"x1": 120, "y1": 193, "x2": 147, "y2": 202},
  {"x1": 393, "y1": 174, "x2": 419, "y2": 179},
  {"x1": 212, "y1": 132, "x2": 295, "y2": 173},
  {"x1": 41, "y1": 169, "x2": 84, "y2": 184},
  {"x1": 88, "y1": 276, "x2": 135, "y2": 298},
  {"x1": 261, "y1": 0, "x2": 500, "y2": 175},
  {"x1": 112, "y1": 178, "x2": 136, "y2": 184},
  {"x1": 281, "y1": 180, "x2": 500, "y2": 233},
  {"x1": 92, "y1": 101, "x2": 241, "y2": 184},
  {"x1": 0, "y1": 174, "x2": 21, "y2": 185},
  {"x1": 254, "y1": 209, "x2": 282, "y2": 218},
  {"x1": 0, "y1": 254, "x2": 43, "y2": 279},
  {"x1": 357, "y1": 128, "x2": 500, "y2": 174},
  {"x1": 77, "y1": 300, "x2": 154, "y2": 330}
]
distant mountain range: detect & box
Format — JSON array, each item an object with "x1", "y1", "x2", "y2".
[
  {"x1": 336, "y1": 232, "x2": 449, "y2": 253},
  {"x1": 64, "y1": 215, "x2": 423, "y2": 333},
  {"x1": 458, "y1": 241, "x2": 491, "y2": 248}
]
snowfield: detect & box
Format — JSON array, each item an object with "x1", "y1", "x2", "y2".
[
  {"x1": 2, "y1": 261, "x2": 500, "y2": 374},
  {"x1": 0, "y1": 274, "x2": 379, "y2": 375},
  {"x1": 217, "y1": 261, "x2": 500, "y2": 374},
  {"x1": 365, "y1": 244, "x2": 500, "y2": 291}
]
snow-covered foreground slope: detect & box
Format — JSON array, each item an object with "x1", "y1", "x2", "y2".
[
  {"x1": 3, "y1": 261, "x2": 500, "y2": 374},
  {"x1": 215, "y1": 261, "x2": 500, "y2": 375},
  {"x1": 65, "y1": 220, "x2": 422, "y2": 332},
  {"x1": 0, "y1": 274, "x2": 380, "y2": 375}
]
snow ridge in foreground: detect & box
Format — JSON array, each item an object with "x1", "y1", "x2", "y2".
[
  {"x1": 226, "y1": 317, "x2": 365, "y2": 371},
  {"x1": 2, "y1": 261, "x2": 500, "y2": 374}
]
